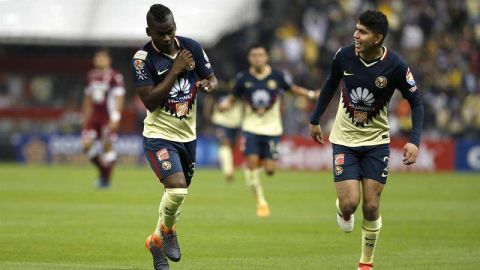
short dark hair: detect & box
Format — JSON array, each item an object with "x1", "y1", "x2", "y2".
[
  {"x1": 247, "y1": 44, "x2": 268, "y2": 54},
  {"x1": 358, "y1": 10, "x2": 389, "y2": 43},
  {"x1": 147, "y1": 4, "x2": 173, "y2": 25}
]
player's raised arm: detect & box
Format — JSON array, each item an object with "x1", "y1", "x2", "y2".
[{"x1": 134, "y1": 50, "x2": 193, "y2": 112}]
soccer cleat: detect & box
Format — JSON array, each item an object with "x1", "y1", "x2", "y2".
[
  {"x1": 160, "y1": 224, "x2": 181, "y2": 262},
  {"x1": 145, "y1": 233, "x2": 170, "y2": 270},
  {"x1": 256, "y1": 204, "x2": 270, "y2": 217},
  {"x1": 336, "y1": 198, "x2": 354, "y2": 232},
  {"x1": 358, "y1": 262, "x2": 373, "y2": 270},
  {"x1": 94, "y1": 179, "x2": 110, "y2": 189}
]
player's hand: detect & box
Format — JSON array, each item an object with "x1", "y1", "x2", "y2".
[
  {"x1": 402, "y1": 142, "x2": 418, "y2": 165},
  {"x1": 172, "y1": 50, "x2": 194, "y2": 74},
  {"x1": 196, "y1": 79, "x2": 214, "y2": 92},
  {"x1": 308, "y1": 89, "x2": 320, "y2": 101},
  {"x1": 309, "y1": 124, "x2": 324, "y2": 144}
]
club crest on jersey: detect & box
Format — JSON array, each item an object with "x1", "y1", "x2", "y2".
[
  {"x1": 335, "y1": 165, "x2": 343, "y2": 176},
  {"x1": 406, "y1": 68, "x2": 416, "y2": 86},
  {"x1": 375, "y1": 76, "x2": 387, "y2": 88},
  {"x1": 267, "y1": 79, "x2": 277, "y2": 90},
  {"x1": 186, "y1": 59, "x2": 195, "y2": 71},
  {"x1": 161, "y1": 161, "x2": 172, "y2": 170}
]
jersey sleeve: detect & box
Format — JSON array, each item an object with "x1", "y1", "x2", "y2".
[
  {"x1": 232, "y1": 73, "x2": 244, "y2": 98},
  {"x1": 190, "y1": 40, "x2": 213, "y2": 79},
  {"x1": 131, "y1": 50, "x2": 155, "y2": 87},
  {"x1": 309, "y1": 48, "x2": 343, "y2": 125},
  {"x1": 278, "y1": 70, "x2": 295, "y2": 91},
  {"x1": 394, "y1": 62, "x2": 424, "y2": 146}
]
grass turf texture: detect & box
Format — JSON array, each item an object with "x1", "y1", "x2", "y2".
[{"x1": 0, "y1": 164, "x2": 479, "y2": 269}]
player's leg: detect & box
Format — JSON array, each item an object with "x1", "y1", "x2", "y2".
[
  {"x1": 82, "y1": 128, "x2": 105, "y2": 187},
  {"x1": 216, "y1": 126, "x2": 234, "y2": 181},
  {"x1": 332, "y1": 144, "x2": 362, "y2": 232},
  {"x1": 357, "y1": 144, "x2": 389, "y2": 270},
  {"x1": 144, "y1": 139, "x2": 189, "y2": 265},
  {"x1": 100, "y1": 129, "x2": 117, "y2": 186},
  {"x1": 262, "y1": 136, "x2": 279, "y2": 176}
]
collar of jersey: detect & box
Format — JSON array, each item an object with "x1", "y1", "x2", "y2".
[
  {"x1": 151, "y1": 38, "x2": 181, "y2": 59},
  {"x1": 356, "y1": 46, "x2": 388, "y2": 67},
  {"x1": 249, "y1": 65, "x2": 272, "y2": 80}
]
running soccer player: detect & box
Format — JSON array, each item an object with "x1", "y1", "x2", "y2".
[
  {"x1": 205, "y1": 81, "x2": 243, "y2": 181},
  {"x1": 81, "y1": 49, "x2": 125, "y2": 188},
  {"x1": 309, "y1": 10, "x2": 424, "y2": 270},
  {"x1": 221, "y1": 44, "x2": 319, "y2": 217},
  {"x1": 131, "y1": 4, "x2": 217, "y2": 270}
]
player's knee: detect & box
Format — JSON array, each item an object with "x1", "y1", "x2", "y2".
[
  {"x1": 339, "y1": 198, "x2": 359, "y2": 214},
  {"x1": 265, "y1": 169, "x2": 275, "y2": 176},
  {"x1": 165, "y1": 188, "x2": 188, "y2": 203},
  {"x1": 362, "y1": 202, "x2": 379, "y2": 215},
  {"x1": 162, "y1": 173, "x2": 188, "y2": 188}
]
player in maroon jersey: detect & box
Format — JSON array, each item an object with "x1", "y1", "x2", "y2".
[{"x1": 81, "y1": 49, "x2": 125, "y2": 188}]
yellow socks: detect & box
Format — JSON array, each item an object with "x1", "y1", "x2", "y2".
[
  {"x1": 245, "y1": 168, "x2": 267, "y2": 206},
  {"x1": 218, "y1": 145, "x2": 233, "y2": 176},
  {"x1": 360, "y1": 216, "x2": 382, "y2": 264},
  {"x1": 155, "y1": 188, "x2": 188, "y2": 235}
]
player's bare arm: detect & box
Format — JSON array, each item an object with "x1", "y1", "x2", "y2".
[
  {"x1": 290, "y1": 85, "x2": 320, "y2": 101},
  {"x1": 108, "y1": 94, "x2": 124, "y2": 132},
  {"x1": 195, "y1": 74, "x2": 218, "y2": 93},
  {"x1": 81, "y1": 95, "x2": 93, "y2": 129},
  {"x1": 136, "y1": 49, "x2": 194, "y2": 112}
]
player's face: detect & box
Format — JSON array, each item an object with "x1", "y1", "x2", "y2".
[
  {"x1": 248, "y1": 47, "x2": 269, "y2": 69},
  {"x1": 93, "y1": 51, "x2": 111, "y2": 70},
  {"x1": 353, "y1": 23, "x2": 381, "y2": 53},
  {"x1": 147, "y1": 14, "x2": 176, "y2": 53}
]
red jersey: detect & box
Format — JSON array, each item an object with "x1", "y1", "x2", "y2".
[{"x1": 85, "y1": 68, "x2": 125, "y2": 123}]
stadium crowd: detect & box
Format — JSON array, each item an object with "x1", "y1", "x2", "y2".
[{"x1": 0, "y1": 0, "x2": 479, "y2": 142}]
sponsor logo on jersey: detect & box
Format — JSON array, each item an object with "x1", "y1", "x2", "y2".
[
  {"x1": 156, "y1": 148, "x2": 169, "y2": 161},
  {"x1": 406, "y1": 68, "x2": 416, "y2": 86},
  {"x1": 334, "y1": 154, "x2": 345, "y2": 165},
  {"x1": 252, "y1": 89, "x2": 271, "y2": 108},
  {"x1": 176, "y1": 102, "x2": 189, "y2": 117},
  {"x1": 170, "y1": 78, "x2": 191, "y2": 98},
  {"x1": 350, "y1": 87, "x2": 375, "y2": 106},
  {"x1": 354, "y1": 111, "x2": 368, "y2": 124},
  {"x1": 375, "y1": 76, "x2": 388, "y2": 88}
]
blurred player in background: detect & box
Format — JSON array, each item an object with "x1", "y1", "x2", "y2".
[
  {"x1": 309, "y1": 10, "x2": 424, "y2": 270},
  {"x1": 81, "y1": 48, "x2": 125, "y2": 189},
  {"x1": 221, "y1": 44, "x2": 319, "y2": 217},
  {"x1": 204, "y1": 80, "x2": 243, "y2": 182},
  {"x1": 132, "y1": 4, "x2": 217, "y2": 270}
]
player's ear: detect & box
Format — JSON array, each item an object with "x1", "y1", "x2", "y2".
[
  {"x1": 146, "y1": 27, "x2": 151, "y2": 37},
  {"x1": 375, "y1": 34, "x2": 384, "y2": 45}
]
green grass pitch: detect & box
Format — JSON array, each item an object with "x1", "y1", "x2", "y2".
[{"x1": 1, "y1": 164, "x2": 479, "y2": 269}]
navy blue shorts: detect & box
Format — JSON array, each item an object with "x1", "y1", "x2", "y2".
[
  {"x1": 332, "y1": 143, "x2": 390, "y2": 184},
  {"x1": 242, "y1": 131, "x2": 280, "y2": 160},
  {"x1": 143, "y1": 137, "x2": 196, "y2": 186},
  {"x1": 215, "y1": 125, "x2": 240, "y2": 145}
]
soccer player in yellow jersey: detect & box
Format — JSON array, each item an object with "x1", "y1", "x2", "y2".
[
  {"x1": 221, "y1": 44, "x2": 319, "y2": 217},
  {"x1": 131, "y1": 4, "x2": 217, "y2": 270},
  {"x1": 205, "y1": 81, "x2": 243, "y2": 181},
  {"x1": 309, "y1": 10, "x2": 424, "y2": 270}
]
